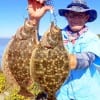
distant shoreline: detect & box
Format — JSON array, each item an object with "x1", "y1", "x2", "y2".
[{"x1": 0, "y1": 38, "x2": 10, "y2": 68}]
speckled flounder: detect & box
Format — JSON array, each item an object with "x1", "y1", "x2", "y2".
[
  {"x1": 30, "y1": 22, "x2": 70, "y2": 100},
  {"x1": 1, "y1": 20, "x2": 38, "y2": 97}
]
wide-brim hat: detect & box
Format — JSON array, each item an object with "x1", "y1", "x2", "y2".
[{"x1": 59, "y1": 0, "x2": 97, "y2": 22}]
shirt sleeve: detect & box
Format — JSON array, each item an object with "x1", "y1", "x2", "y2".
[
  {"x1": 80, "y1": 32, "x2": 100, "y2": 66},
  {"x1": 75, "y1": 52, "x2": 95, "y2": 69}
]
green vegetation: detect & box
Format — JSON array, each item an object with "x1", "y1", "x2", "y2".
[
  {"x1": 0, "y1": 70, "x2": 41, "y2": 100},
  {"x1": 0, "y1": 71, "x2": 6, "y2": 93}
]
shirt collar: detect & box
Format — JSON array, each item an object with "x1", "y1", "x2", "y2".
[
  {"x1": 62, "y1": 25, "x2": 88, "y2": 43},
  {"x1": 63, "y1": 25, "x2": 88, "y2": 35}
]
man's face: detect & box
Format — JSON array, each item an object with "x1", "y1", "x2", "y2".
[{"x1": 65, "y1": 11, "x2": 89, "y2": 31}]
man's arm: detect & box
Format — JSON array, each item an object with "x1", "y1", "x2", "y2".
[
  {"x1": 76, "y1": 52, "x2": 95, "y2": 69},
  {"x1": 69, "y1": 52, "x2": 96, "y2": 70}
]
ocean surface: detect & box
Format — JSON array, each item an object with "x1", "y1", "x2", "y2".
[{"x1": 0, "y1": 38, "x2": 10, "y2": 67}]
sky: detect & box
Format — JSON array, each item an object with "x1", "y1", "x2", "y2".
[{"x1": 0, "y1": 0, "x2": 100, "y2": 38}]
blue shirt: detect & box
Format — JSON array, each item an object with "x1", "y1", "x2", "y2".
[{"x1": 56, "y1": 29, "x2": 100, "y2": 100}]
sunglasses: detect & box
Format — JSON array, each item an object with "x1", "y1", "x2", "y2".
[{"x1": 65, "y1": 12, "x2": 87, "y2": 18}]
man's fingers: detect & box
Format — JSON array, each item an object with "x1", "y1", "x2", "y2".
[
  {"x1": 36, "y1": 0, "x2": 46, "y2": 4},
  {"x1": 42, "y1": 5, "x2": 53, "y2": 13}
]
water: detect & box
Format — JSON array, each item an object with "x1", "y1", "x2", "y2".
[{"x1": 0, "y1": 38, "x2": 10, "y2": 67}]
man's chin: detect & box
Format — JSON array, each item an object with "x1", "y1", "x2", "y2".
[{"x1": 70, "y1": 26, "x2": 83, "y2": 31}]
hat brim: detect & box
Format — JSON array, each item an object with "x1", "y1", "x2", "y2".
[{"x1": 59, "y1": 8, "x2": 97, "y2": 22}]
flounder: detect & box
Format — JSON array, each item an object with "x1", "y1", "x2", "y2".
[
  {"x1": 1, "y1": 20, "x2": 38, "y2": 97},
  {"x1": 30, "y1": 22, "x2": 70, "y2": 100}
]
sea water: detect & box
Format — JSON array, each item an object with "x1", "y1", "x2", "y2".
[{"x1": 0, "y1": 38, "x2": 10, "y2": 67}]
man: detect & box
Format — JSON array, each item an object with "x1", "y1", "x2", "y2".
[
  {"x1": 56, "y1": 1, "x2": 100, "y2": 100},
  {"x1": 17, "y1": 0, "x2": 100, "y2": 100}
]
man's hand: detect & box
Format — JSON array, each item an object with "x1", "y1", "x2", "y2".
[
  {"x1": 27, "y1": 0, "x2": 53, "y2": 24},
  {"x1": 69, "y1": 54, "x2": 77, "y2": 70}
]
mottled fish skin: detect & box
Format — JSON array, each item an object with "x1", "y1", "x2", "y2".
[
  {"x1": 30, "y1": 22, "x2": 70, "y2": 100},
  {"x1": 1, "y1": 20, "x2": 38, "y2": 97}
]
